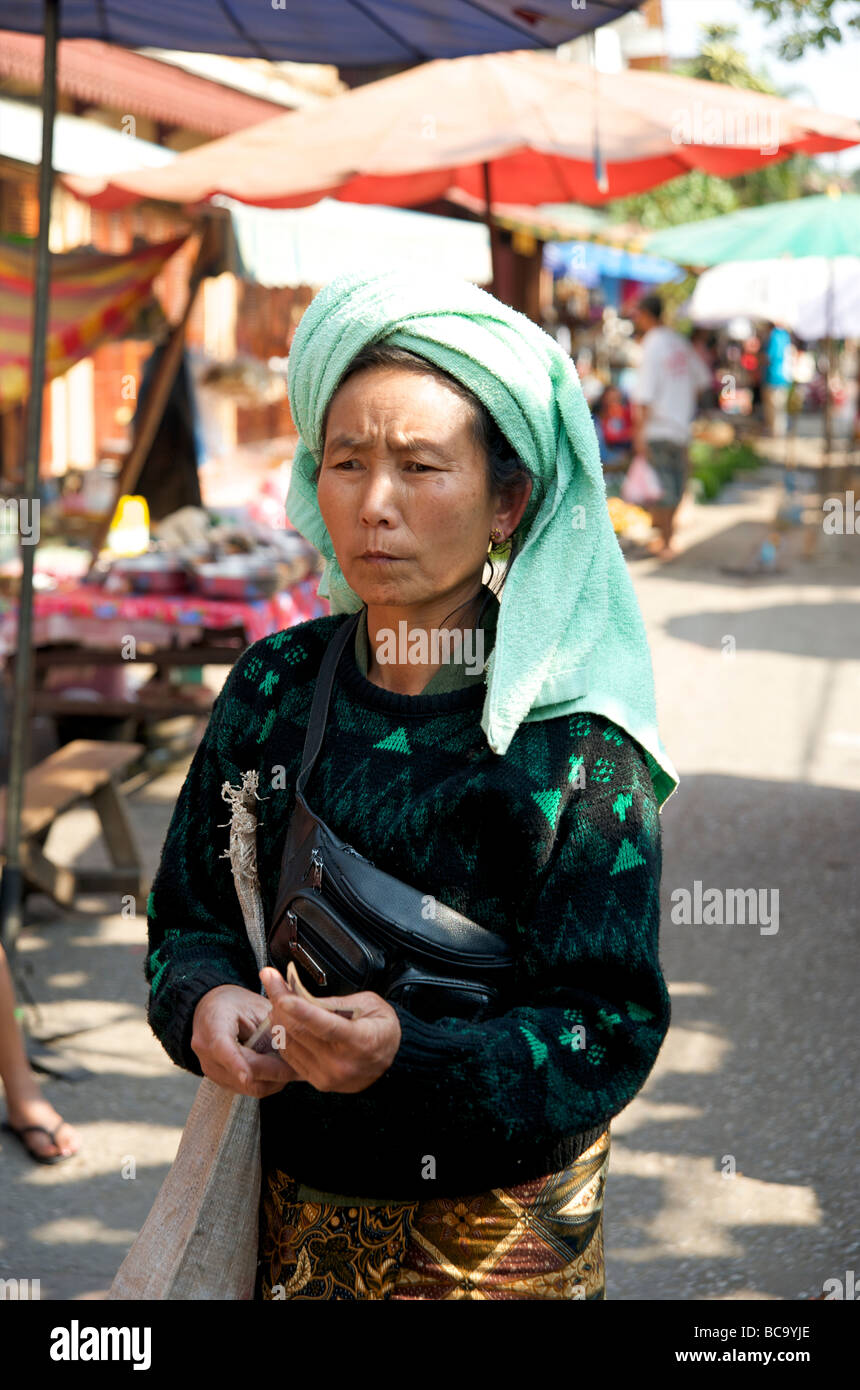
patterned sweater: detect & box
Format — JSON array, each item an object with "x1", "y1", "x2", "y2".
[{"x1": 145, "y1": 609, "x2": 671, "y2": 1199}]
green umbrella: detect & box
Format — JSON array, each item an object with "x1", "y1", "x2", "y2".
[
  {"x1": 644, "y1": 193, "x2": 860, "y2": 265},
  {"x1": 536, "y1": 203, "x2": 611, "y2": 233}
]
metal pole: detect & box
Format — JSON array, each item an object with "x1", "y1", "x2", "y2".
[
  {"x1": 0, "y1": 0, "x2": 60, "y2": 952},
  {"x1": 482, "y1": 161, "x2": 499, "y2": 296},
  {"x1": 822, "y1": 257, "x2": 835, "y2": 496},
  {"x1": 590, "y1": 32, "x2": 608, "y2": 197}
]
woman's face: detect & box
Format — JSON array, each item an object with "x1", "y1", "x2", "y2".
[{"x1": 318, "y1": 365, "x2": 528, "y2": 612}]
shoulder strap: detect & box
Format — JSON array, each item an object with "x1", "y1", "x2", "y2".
[{"x1": 296, "y1": 612, "x2": 362, "y2": 801}]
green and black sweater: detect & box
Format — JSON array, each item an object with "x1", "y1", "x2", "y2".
[{"x1": 145, "y1": 600, "x2": 671, "y2": 1200}]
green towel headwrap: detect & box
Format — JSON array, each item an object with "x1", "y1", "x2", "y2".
[{"x1": 285, "y1": 270, "x2": 679, "y2": 808}]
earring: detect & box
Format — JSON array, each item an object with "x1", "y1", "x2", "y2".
[{"x1": 489, "y1": 527, "x2": 504, "y2": 545}]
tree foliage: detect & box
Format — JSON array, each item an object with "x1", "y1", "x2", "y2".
[
  {"x1": 609, "y1": 23, "x2": 819, "y2": 231},
  {"x1": 746, "y1": 0, "x2": 860, "y2": 61},
  {"x1": 676, "y1": 22, "x2": 776, "y2": 90}
]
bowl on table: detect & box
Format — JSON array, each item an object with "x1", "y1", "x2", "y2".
[
  {"x1": 189, "y1": 555, "x2": 282, "y2": 601},
  {"x1": 109, "y1": 554, "x2": 191, "y2": 593}
]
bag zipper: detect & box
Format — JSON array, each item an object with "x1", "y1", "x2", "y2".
[{"x1": 308, "y1": 844, "x2": 365, "y2": 890}]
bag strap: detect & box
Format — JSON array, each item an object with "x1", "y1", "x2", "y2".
[{"x1": 296, "y1": 611, "x2": 362, "y2": 802}]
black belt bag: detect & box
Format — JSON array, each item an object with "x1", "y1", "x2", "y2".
[{"x1": 268, "y1": 612, "x2": 516, "y2": 1024}]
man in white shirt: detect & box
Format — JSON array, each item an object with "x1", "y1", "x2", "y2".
[{"x1": 630, "y1": 295, "x2": 710, "y2": 559}]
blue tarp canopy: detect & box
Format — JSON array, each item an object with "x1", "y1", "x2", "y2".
[
  {"x1": 544, "y1": 240, "x2": 684, "y2": 287},
  {"x1": 0, "y1": 1, "x2": 641, "y2": 62}
]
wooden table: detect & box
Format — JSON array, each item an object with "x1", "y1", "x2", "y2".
[{"x1": 0, "y1": 739, "x2": 145, "y2": 907}]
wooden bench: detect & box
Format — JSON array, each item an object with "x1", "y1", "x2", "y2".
[{"x1": 0, "y1": 740, "x2": 146, "y2": 908}]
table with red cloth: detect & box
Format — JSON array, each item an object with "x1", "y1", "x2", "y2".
[{"x1": 0, "y1": 575, "x2": 330, "y2": 722}]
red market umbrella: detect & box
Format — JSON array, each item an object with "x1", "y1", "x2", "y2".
[{"x1": 64, "y1": 52, "x2": 860, "y2": 214}]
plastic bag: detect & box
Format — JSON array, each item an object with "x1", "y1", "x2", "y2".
[{"x1": 621, "y1": 455, "x2": 665, "y2": 506}]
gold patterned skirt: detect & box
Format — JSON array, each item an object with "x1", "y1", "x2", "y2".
[{"x1": 256, "y1": 1128, "x2": 610, "y2": 1301}]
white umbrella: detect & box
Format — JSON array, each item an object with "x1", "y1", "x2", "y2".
[
  {"x1": 213, "y1": 195, "x2": 491, "y2": 287},
  {"x1": 689, "y1": 256, "x2": 860, "y2": 341}
]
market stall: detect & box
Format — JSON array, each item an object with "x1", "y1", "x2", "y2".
[
  {"x1": 0, "y1": 219, "x2": 326, "y2": 745},
  {"x1": 0, "y1": 507, "x2": 325, "y2": 733}
]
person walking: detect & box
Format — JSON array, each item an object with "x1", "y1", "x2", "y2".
[
  {"x1": 630, "y1": 295, "x2": 709, "y2": 560},
  {"x1": 143, "y1": 269, "x2": 679, "y2": 1302},
  {"x1": 762, "y1": 321, "x2": 795, "y2": 440}
]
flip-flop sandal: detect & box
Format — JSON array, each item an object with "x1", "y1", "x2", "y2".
[{"x1": 2, "y1": 1119, "x2": 78, "y2": 1165}]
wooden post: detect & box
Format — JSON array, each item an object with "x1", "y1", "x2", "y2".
[
  {"x1": 482, "y1": 162, "x2": 500, "y2": 297},
  {"x1": 0, "y1": 0, "x2": 60, "y2": 954}
]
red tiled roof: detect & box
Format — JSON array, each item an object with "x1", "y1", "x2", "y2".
[{"x1": 0, "y1": 32, "x2": 288, "y2": 136}]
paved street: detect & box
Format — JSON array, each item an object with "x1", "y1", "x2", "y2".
[
  {"x1": 609, "y1": 450, "x2": 859, "y2": 1300},
  {"x1": 1, "y1": 450, "x2": 858, "y2": 1301}
]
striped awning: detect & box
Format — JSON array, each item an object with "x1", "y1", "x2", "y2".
[{"x1": 0, "y1": 234, "x2": 185, "y2": 409}]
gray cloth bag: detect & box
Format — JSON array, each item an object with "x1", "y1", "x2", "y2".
[{"x1": 109, "y1": 770, "x2": 267, "y2": 1301}]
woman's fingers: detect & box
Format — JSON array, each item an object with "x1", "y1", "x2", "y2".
[
  {"x1": 209, "y1": 1030, "x2": 256, "y2": 1083},
  {"x1": 270, "y1": 1029, "x2": 356, "y2": 1094},
  {"x1": 206, "y1": 1028, "x2": 296, "y2": 1092},
  {"x1": 260, "y1": 965, "x2": 289, "y2": 1001},
  {"x1": 259, "y1": 967, "x2": 357, "y2": 1019},
  {"x1": 265, "y1": 992, "x2": 352, "y2": 1087},
  {"x1": 269, "y1": 992, "x2": 352, "y2": 1045},
  {"x1": 189, "y1": 983, "x2": 302, "y2": 1096},
  {"x1": 202, "y1": 1052, "x2": 294, "y2": 1098},
  {"x1": 255, "y1": 978, "x2": 400, "y2": 1093},
  {"x1": 269, "y1": 1030, "x2": 320, "y2": 1087}
]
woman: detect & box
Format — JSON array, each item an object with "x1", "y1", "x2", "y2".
[{"x1": 145, "y1": 270, "x2": 679, "y2": 1301}]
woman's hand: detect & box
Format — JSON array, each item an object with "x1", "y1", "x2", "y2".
[
  {"x1": 259, "y1": 966, "x2": 402, "y2": 1094},
  {"x1": 191, "y1": 983, "x2": 300, "y2": 1098}
]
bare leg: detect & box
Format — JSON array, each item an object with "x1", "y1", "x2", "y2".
[
  {"x1": 646, "y1": 504, "x2": 680, "y2": 555},
  {"x1": 0, "y1": 943, "x2": 79, "y2": 1158}
]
